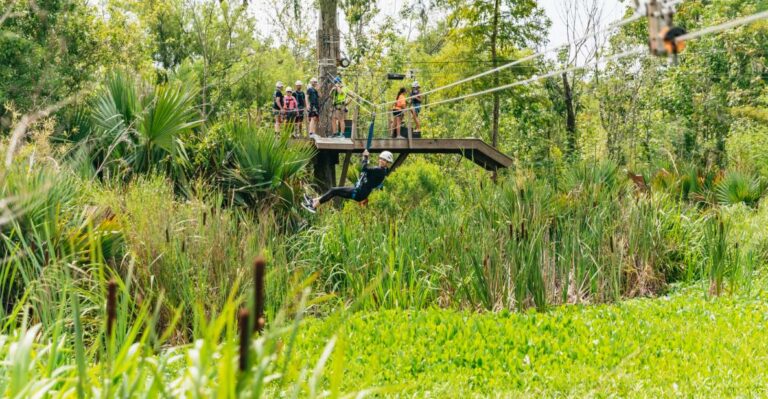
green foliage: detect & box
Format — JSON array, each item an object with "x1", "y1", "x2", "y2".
[
  {"x1": 90, "y1": 175, "x2": 291, "y2": 337},
  {"x1": 295, "y1": 283, "x2": 768, "y2": 397},
  {"x1": 703, "y1": 213, "x2": 732, "y2": 296},
  {"x1": 66, "y1": 71, "x2": 201, "y2": 183},
  {"x1": 0, "y1": 267, "x2": 363, "y2": 398},
  {"x1": 722, "y1": 198, "x2": 768, "y2": 259},
  {"x1": 726, "y1": 120, "x2": 768, "y2": 177},
  {"x1": 369, "y1": 159, "x2": 450, "y2": 215},
  {"x1": 715, "y1": 170, "x2": 767, "y2": 207},
  {"x1": 216, "y1": 120, "x2": 315, "y2": 209},
  {"x1": 0, "y1": 0, "x2": 104, "y2": 121},
  {"x1": 295, "y1": 161, "x2": 715, "y2": 312},
  {"x1": 0, "y1": 163, "x2": 121, "y2": 311}
]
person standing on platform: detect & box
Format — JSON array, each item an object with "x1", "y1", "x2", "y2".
[
  {"x1": 283, "y1": 87, "x2": 299, "y2": 136},
  {"x1": 307, "y1": 77, "x2": 320, "y2": 138},
  {"x1": 273, "y1": 81, "x2": 284, "y2": 133},
  {"x1": 410, "y1": 81, "x2": 422, "y2": 132},
  {"x1": 330, "y1": 77, "x2": 349, "y2": 137},
  {"x1": 294, "y1": 80, "x2": 307, "y2": 137},
  {"x1": 391, "y1": 88, "x2": 407, "y2": 138}
]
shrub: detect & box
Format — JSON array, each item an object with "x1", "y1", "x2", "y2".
[
  {"x1": 216, "y1": 119, "x2": 314, "y2": 212},
  {"x1": 93, "y1": 175, "x2": 290, "y2": 338},
  {"x1": 0, "y1": 163, "x2": 122, "y2": 312},
  {"x1": 63, "y1": 71, "x2": 201, "y2": 184},
  {"x1": 368, "y1": 159, "x2": 451, "y2": 216},
  {"x1": 714, "y1": 170, "x2": 766, "y2": 207}
]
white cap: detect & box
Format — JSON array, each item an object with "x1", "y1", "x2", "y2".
[
  {"x1": 310, "y1": 77, "x2": 318, "y2": 84},
  {"x1": 412, "y1": 81, "x2": 419, "y2": 88},
  {"x1": 295, "y1": 80, "x2": 303, "y2": 86},
  {"x1": 379, "y1": 151, "x2": 394, "y2": 164},
  {"x1": 276, "y1": 81, "x2": 284, "y2": 88},
  {"x1": 286, "y1": 86, "x2": 293, "y2": 92}
]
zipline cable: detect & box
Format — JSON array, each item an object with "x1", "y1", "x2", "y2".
[
  {"x1": 372, "y1": 12, "x2": 647, "y2": 108},
  {"x1": 324, "y1": 71, "x2": 377, "y2": 112},
  {"x1": 370, "y1": 7, "x2": 768, "y2": 118},
  {"x1": 674, "y1": 10, "x2": 768, "y2": 42},
  {"x1": 373, "y1": 48, "x2": 647, "y2": 117}
]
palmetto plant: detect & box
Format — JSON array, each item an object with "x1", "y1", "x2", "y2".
[
  {"x1": 218, "y1": 120, "x2": 314, "y2": 209},
  {"x1": 67, "y1": 71, "x2": 201, "y2": 183},
  {"x1": 714, "y1": 170, "x2": 767, "y2": 207}
]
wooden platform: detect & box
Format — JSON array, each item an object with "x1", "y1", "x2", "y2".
[{"x1": 306, "y1": 137, "x2": 513, "y2": 171}]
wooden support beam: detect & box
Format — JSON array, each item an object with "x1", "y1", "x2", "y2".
[
  {"x1": 407, "y1": 114, "x2": 413, "y2": 148},
  {"x1": 302, "y1": 138, "x2": 513, "y2": 171},
  {"x1": 313, "y1": 150, "x2": 338, "y2": 191},
  {"x1": 391, "y1": 152, "x2": 409, "y2": 172},
  {"x1": 339, "y1": 152, "x2": 352, "y2": 186}
]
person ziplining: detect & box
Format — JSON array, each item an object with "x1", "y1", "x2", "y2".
[{"x1": 302, "y1": 150, "x2": 394, "y2": 213}]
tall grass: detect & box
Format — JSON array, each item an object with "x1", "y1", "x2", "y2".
[
  {"x1": 294, "y1": 159, "x2": 764, "y2": 311},
  {"x1": 0, "y1": 163, "x2": 122, "y2": 314},
  {"x1": 0, "y1": 258, "x2": 366, "y2": 398},
  {"x1": 89, "y1": 175, "x2": 295, "y2": 341}
]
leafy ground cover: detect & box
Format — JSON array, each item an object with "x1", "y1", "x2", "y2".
[{"x1": 294, "y1": 281, "x2": 768, "y2": 397}]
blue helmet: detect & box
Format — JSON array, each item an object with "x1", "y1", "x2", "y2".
[{"x1": 334, "y1": 76, "x2": 342, "y2": 84}]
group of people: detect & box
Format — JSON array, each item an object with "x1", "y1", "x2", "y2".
[
  {"x1": 272, "y1": 77, "x2": 424, "y2": 139},
  {"x1": 272, "y1": 76, "x2": 353, "y2": 138},
  {"x1": 390, "y1": 81, "x2": 422, "y2": 138},
  {"x1": 272, "y1": 78, "x2": 321, "y2": 137}
]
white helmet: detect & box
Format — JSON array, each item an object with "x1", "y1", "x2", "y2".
[
  {"x1": 295, "y1": 80, "x2": 303, "y2": 86},
  {"x1": 286, "y1": 86, "x2": 293, "y2": 93},
  {"x1": 276, "y1": 81, "x2": 284, "y2": 88},
  {"x1": 412, "y1": 81, "x2": 419, "y2": 88},
  {"x1": 310, "y1": 77, "x2": 318, "y2": 84},
  {"x1": 379, "y1": 151, "x2": 394, "y2": 164}
]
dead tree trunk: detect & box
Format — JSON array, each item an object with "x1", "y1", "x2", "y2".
[{"x1": 562, "y1": 72, "x2": 576, "y2": 156}]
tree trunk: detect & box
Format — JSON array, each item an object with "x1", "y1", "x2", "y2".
[
  {"x1": 318, "y1": 0, "x2": 339, "y2": 138},
  {"x1": 562, "y1": 72, "x2": 576, "y2": 156},
  {"x1": 490, "y1": 0, "x2": 500, "y2": 148},
  {"x1": 314, "y1": 0, "x2": 340, "y2": 191}
]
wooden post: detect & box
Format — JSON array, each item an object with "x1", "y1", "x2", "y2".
[
  {"x1": 352, "y1": 105, "x2": 359, "y2": 139},
  {"x1": 314, "y1": 0, "x2": 340, "y2": 189},
  {"x1": 318, "y1": 0, "x2": 339, "y2": 137},
  {"x1": 313, "y1": 151, "x2": 337, "y2": 191},
  {"x1": 407, "y1": 110, "x2": 413, "y2": 148},
  {"x1": 391, "y1": 153, "x2": 409, "y2": 172},
  {"x1": 339, "y1": 152, "x2": 352, "y2": 186}
]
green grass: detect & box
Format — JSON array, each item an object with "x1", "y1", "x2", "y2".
[{"x1": 294, "y1": 281, "x2": 768, "y2": 397}]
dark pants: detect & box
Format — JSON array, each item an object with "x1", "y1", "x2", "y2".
[{"x1": 319, "y1": 187, "x2": 362, "y2": 204}]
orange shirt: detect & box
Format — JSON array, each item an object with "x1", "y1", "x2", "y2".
[{"x1": 395, "y1": 94, "x2": 406, "y2": 110}]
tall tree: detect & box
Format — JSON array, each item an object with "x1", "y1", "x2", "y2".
[
  {"x1": 0, "y1": 0, "x2": 103, "y2": 127},
  {"x1": 441, "y1": 0, "x2": 548, "y2": 147},
  {"x1": 557, "y1": 0, "x2": 605, "y2": 158}
]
